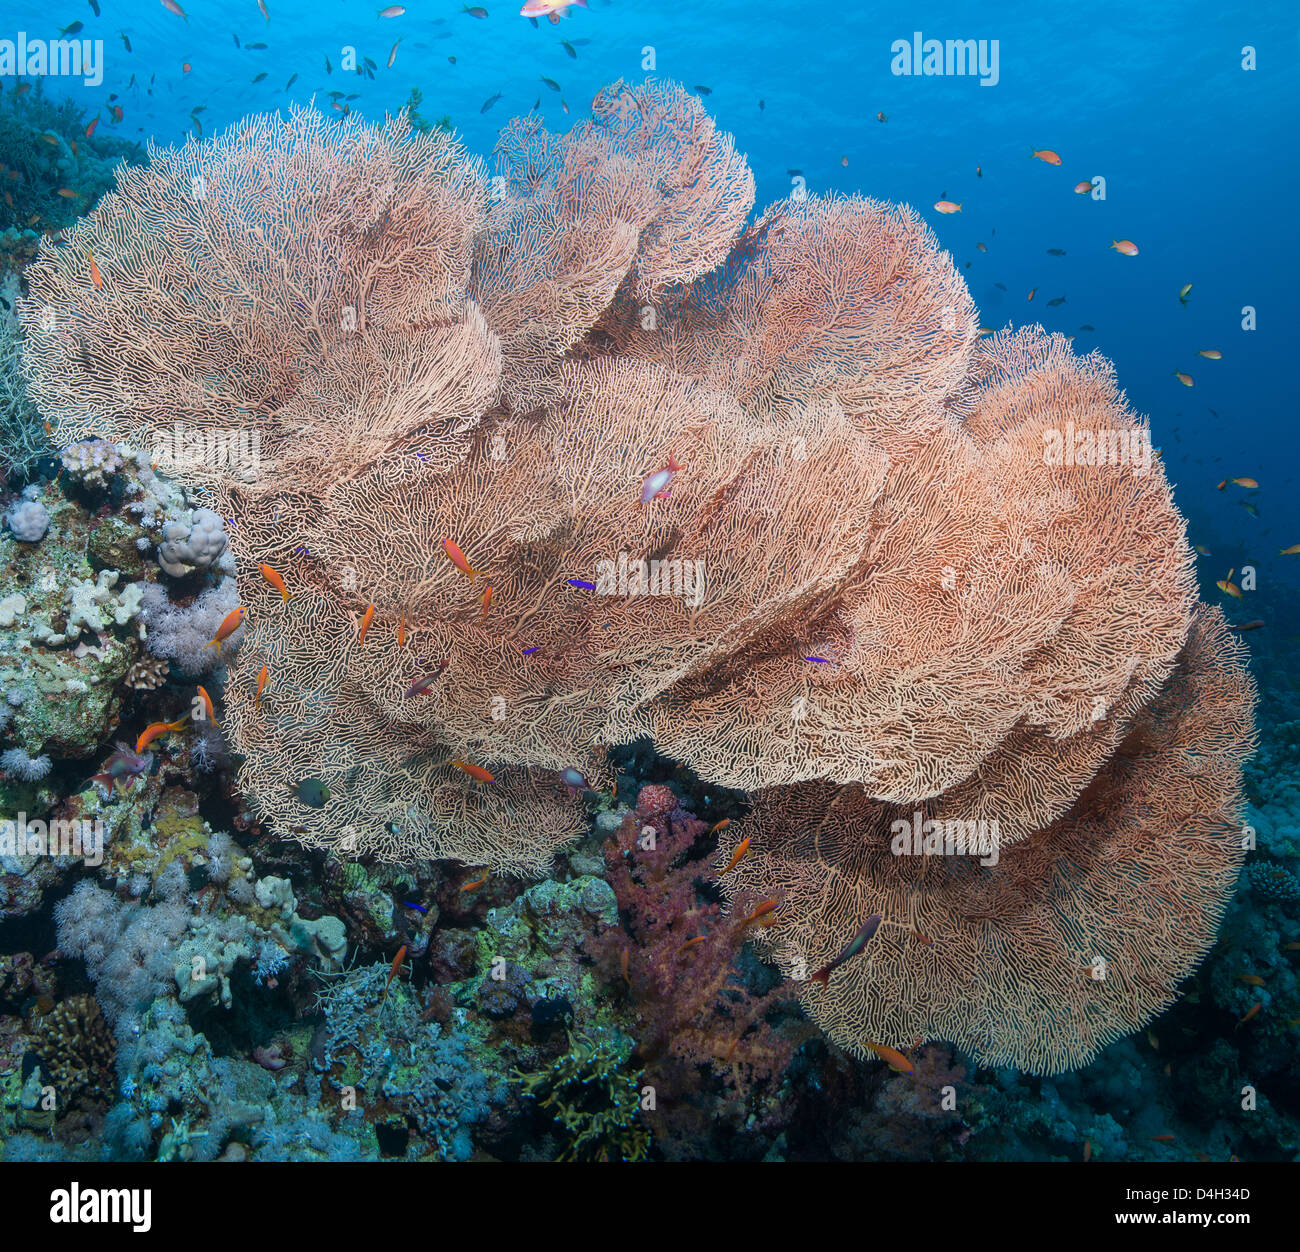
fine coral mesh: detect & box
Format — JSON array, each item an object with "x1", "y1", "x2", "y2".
[{"x1": 20, "y1": 88, "x2": 1255, "y2": 1069}]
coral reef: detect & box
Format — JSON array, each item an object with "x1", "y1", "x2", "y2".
[
  {"x1": 16, "y1": 82, "x2": 1255, "y2": 1074},
  {"x1": 586, "y1": 785, "x2": 806, "y2": 1153},
  {"x1": 515, "y1": 1027, "x2": 650, "y2": 1162},
  {"x1": 0, "y1": 76, "x2": 1285, "y2": 1168},
  {"x1": 6, "y1": 494, "x2": 48, "y2": 542},
  {"x1": 0, "y1": 269, "x2": 49, "y2": 478}
]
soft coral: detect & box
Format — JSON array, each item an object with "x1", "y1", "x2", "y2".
[{"x1": 586, "y1": 789, "x2": 809, "y2": 1155}]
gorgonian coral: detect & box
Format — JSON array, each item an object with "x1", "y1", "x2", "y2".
[{"x1": 21, "y1": 81, "x2": 1255, "y2": 1071}]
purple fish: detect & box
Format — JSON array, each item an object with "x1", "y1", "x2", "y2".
[
  {"x1": 522, "y1": 647, "x2": 540, "y2": 655},
  {"x1": 810, "y1": 913, "x2": 883, "y2": 986},
  {"x1": 404, "y1": 661, "x2": 449, "y2": 697},
  {"x1": 567, "y1": 579, "x2": 596, "y2": 591},
  {"x1": 88, "y1": 743, "x2": 153, "y2": 794}
]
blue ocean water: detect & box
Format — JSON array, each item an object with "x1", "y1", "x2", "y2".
[{"x1": 1, "y1": 0, "x2": 1298, "y2": 1175}]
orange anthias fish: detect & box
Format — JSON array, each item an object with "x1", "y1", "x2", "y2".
[
  {"x1": 357, "y1": 604, "x2": 375, "y2": 646},
  {"x1": 480, "y1": 584, "x2": 493, "y2": 622},
  {"x1": 196, "y1": 684, "x2": 219, "y2": 727},
  {"x1": 810, "y1": 913, "x2": 883, "y2": 986},
  {"x1": 718, "y1": 837, "x2": 752, "y2": 876},
  {"x1": 1238, "y1": 1001, "x2": 1262, "y2": 1027},
  {"x1": 708, "y1": 818, "x2": 730, "y2": 836},
  {"x1": 866, "y1": 1041, "x2": 914, "y2": 1075},
  {"x1": 1173, "y1": 371, "x2": 1194, "y2": 387},
  {"x1": 85, "y1": 115, "x2": 100, "y2": 139},
  {"x1": 450, "y1": 759, "x2": 495, "y2": 783},
  {"x1": 442, "y1": 537, "x2": 483, "y2": 581},
  {"x1": 1027, "y1": 287, "x2": 1037, "y2": 302},
  {"x1": 135, "y1": 716, "x2": 189, "y2": 754},
  {"x1": 397, "y1": 612, "x2": 407, "y2": 648},
  {"x1": 1148, "y1": 1135, "x2": 1175, "y2": 1144},
  {"x1": 1110, "y1": 238, "x2": 1139, "y2": 256},
  {"x1": 87, "y1": 252, "x2": 103, "y2": 289},
  {"x1": 202, "y1": 606, "x2": 245, "y2": 658},
  {"x1": 461, "y1": 868, "x2": 489, "y2": 892},
  {"x1": 1073, "y1": 180, "x2": 1094, "y2": 194},
  {"x1": 740, "y1": 898, "x2": 779, "y2": 927},
  {"x1": 255, "y1": 665, "x2": 269, "y2": 707},
  {"x1": 1030, "y1": 148, "x2": 1062, "y2": 164},
  {"x1": 1278, "y1": 544, "x2": 1300, "y2": 556},
  {"x1": 1231, "y1": 477, "x2": 1259, "y2": 489},
  {"x1": 1198, "y1": 349, "x2": 1223, "y2": 359},
  {"x1": 933, "y1": 200, "x2": 962, "y2": 214},
  {"x1": 382, "y1": 944, "x2": 407, "y2": 1008},
  {"x1": 258, "y1": 563, "x2": 291, "y2": 602},
  {"x1": 161, "y1": 0, "x2": 188, "y2": 20},
  {"x1": 675, "y1": 935, "x2": 708, "y2": 956},
  {"x1": 1237, "y1": 973, "x2": 1265, "y2": 986},
  {"x1": 1216, "y1": 570, "x2": 1243, "y2": 600}
]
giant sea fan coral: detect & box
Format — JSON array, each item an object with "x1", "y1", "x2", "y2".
[{"x1": 20, "y1": 80, "x2": 1255, "y2": 1071}]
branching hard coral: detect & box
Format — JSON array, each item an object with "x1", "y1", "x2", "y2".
[
  {"x1": 315, "y1": 963, "x2": 500, "y2": 1160},
  {"x1": 21, "y1": 83, "x2": 1255, "y2": 1071},
  {"x1": 28, "y1": 993, "x2": 116, "y2": 1114},
  {"x1": 514, "y1": 1027, "x2": 650, "y2": 1163},
  {"x1": 0, "y1": 271, "x2": 50, "y2": 477}
]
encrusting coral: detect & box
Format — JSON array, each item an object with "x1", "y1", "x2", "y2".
[{"x1": 19, "y1": 80, "x2": 1256, "y2": 1071}]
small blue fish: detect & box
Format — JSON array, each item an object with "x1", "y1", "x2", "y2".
[
  {"x1": 567, "y1": 579, "x2": 596, "y2": 591},
  {"x1": 403, "y1": 900, "x2": 427, "y2": 914},
  {"x1": 805, "y1": 656, "x2": 835, "y2": 664},
  {"x1": 522, "y1": 647, "x2": 540, "y2": 655}
]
